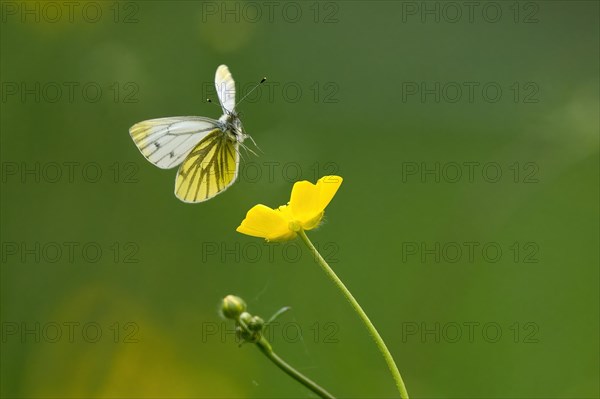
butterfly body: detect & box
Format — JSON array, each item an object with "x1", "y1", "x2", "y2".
[
  {"x1": 218, "y1": 112, "x2": 246, "y2": 143},
  {"x1": 129, "y1": 65, "x2": 251, "y2": 203}
]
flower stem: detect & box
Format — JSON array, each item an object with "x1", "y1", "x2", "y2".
[
  {"x1": 298, "y1": 230, "x2": 410, "y2": 399},
  {"x1": 254, "y1": 334, "x2": 336, "y2": 399}
]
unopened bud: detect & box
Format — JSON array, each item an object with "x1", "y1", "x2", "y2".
[
  {"x1": 222, "y1": 295, "x2": 247, "y2": 320},
  {"x1": 248, "y1": 315, "x2": 265, "y2": 332},
  {"x1": 239, "y1": 311, "x2": 253, "y2": 325}
]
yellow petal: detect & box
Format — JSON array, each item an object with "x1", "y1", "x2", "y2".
[
  {"x1": 315, "y1": 175, "x2": 343, "y2": 211},
  {"x1": 236, "y1": 204, "x2": 296, "y2": 242},
  {"x1": 276, "y1": 204, "x2": 295, "y2": 221},
  {"x1": 289, "y1": 181, "x2": 319, "y2": 227},
  {"x1": 289, "y1": 175, "x2": 343, "y2": 229}
]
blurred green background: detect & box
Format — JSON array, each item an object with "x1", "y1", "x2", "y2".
[{"x1": 1, "y1": 1, "x2": 598, "y2": 398}]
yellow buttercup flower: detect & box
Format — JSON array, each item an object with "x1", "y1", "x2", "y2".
[
  {"x1": 236, "y1": 175, "x2": 343, "y2": 241},
  {"x1": 235, "y1": 173, "x2": 409, "y2": 398}
]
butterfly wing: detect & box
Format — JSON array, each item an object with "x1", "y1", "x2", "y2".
[
  {"x1": 215, "y1": 64, "x2": 236, "y2": 115},
  {"x1": 129, "y1": 117, "x2": 219, "y2": 169},
  {"x1": 174, "y1": 131, "x2": 240, "y2": 203}
]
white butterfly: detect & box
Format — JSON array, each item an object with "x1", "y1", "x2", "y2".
[{"x1": 129, "y1": 65, "x2": 255, "y2": 203}]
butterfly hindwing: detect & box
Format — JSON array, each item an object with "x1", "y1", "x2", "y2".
[
  {"x1": 129, "y1": 117, "x2": 219, "y2": 169},
  {"x1": 174, "y1": 130, "x2": 240, "y2": 203}
]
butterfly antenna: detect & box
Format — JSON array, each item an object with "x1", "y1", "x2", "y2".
[
  {"x1": 206, "y1": 97, "x2": 223, "y2": 111},
  {"x1": 235, "y1": 76, "x2": 267, "y2": 109}
]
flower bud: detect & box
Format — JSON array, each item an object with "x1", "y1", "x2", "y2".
[
  {"x1": 248, "y1": 315, "x2": 265, "y2": 332},
  {"x1": 239, "y1": 311, "x2": 253, "y2": 325},
  {"x1": 221, "y1": 295, "x2": 247, "y2": 320}
]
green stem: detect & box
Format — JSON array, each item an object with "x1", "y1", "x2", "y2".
[
  {"x1": 254, "y1": 336, "x2": 336, "y2": 399},
  {"x1": 298, "y1": 230, "x2": 409, "y2": 399}
]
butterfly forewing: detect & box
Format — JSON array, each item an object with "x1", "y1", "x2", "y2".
[
  {"x1": 215, "y1": 65, "x2": 236, "y2": 115},
  {"x1": 174, "y1": 130, "x2": 240, "y2": 203},
  {"x1": 129, "y1": 117, "x2": 219, "y2": 169}
]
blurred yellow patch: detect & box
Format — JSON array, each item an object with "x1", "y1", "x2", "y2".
[{"x1": 20, "y1": 285, "x2": 242, "y2": 398}]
